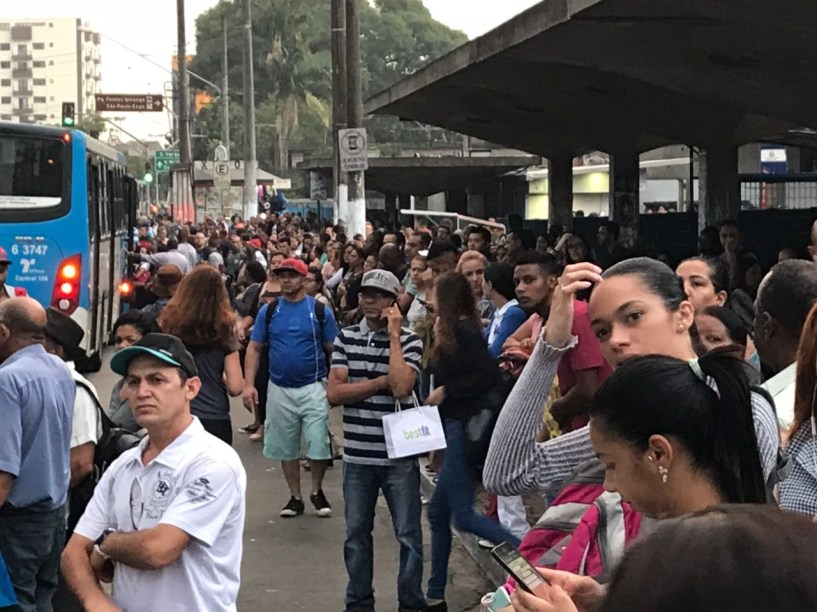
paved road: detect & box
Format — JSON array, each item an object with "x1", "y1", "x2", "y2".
[{"x1": 88, "y1": 353, "x2": 491, "y2": 611}]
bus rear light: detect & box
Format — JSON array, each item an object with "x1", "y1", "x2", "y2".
[
  {"x1": 51, "y1": 254, "x2": 81, "y2": 315},
  {"x1": 62, "y1": 133, "x2": 71, "y2": 143},
  {"x1": 118, "y1": 280, "x2": 133, "y2": 296},
  {"x1": 61, "y1": 263, "x2": 78, "y2": 280}
]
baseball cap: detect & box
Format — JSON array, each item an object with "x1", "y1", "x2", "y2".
[
  {"x1": 361, "y1": 269, "x2": 401, "y2": 297},
  {"x1": 110, "y1": 333, "x2": 199, "y2": 377},
  {"x1": 0, "y1": 247, "x2": 11, "y2": 264},
  {"x1": 273, "y1": 258, "x2": 308, "y2": 277}
]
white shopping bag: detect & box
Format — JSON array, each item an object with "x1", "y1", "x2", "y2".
[{"x1": 382, "y1": 394, "x2": 447, "y2": 459}]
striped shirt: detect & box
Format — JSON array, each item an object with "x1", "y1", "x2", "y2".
[{"x1": 332, "y1": 319, "x2": 422, "y2": 466}]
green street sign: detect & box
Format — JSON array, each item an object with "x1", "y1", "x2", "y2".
[{"x1": 154, "y1": 150, "x2": 180, "y2": 173}]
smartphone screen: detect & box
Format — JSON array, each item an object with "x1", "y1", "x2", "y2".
[{"x1": 490, "y1": 542, "x2": 549, "y2": 595}]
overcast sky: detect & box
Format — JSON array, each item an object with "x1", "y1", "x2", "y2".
[{"x1": 4, "y1": 0, "x2": 541, "y2": 140}]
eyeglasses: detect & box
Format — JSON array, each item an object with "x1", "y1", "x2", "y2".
[{"x1": 360, "y1": 291, "x2": 394, "y2": 302}]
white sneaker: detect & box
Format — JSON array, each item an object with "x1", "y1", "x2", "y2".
[{"x1": 477, "y1": 538, "x2": 495, "y2": 550}]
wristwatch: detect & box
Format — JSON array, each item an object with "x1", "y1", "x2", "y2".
[{"x1": 93, "y1": 528, "x2": 116, "y2": 558}]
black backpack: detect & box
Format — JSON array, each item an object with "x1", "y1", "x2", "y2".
[{"x1": 67, "y1": 380, "x2": 143, "y2": 534}]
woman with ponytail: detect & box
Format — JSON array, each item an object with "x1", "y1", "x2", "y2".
[{"x1": 589, "y1": 351, "x2": 767, "y2": 518}]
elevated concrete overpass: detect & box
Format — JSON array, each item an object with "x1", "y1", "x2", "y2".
[{"x1": 365, "y1": 0, "x2": 817, "y2": 240}]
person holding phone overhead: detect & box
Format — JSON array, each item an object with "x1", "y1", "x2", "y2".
[{"x1": 327, "y1": 269, "x2": 426, "y2": 612}]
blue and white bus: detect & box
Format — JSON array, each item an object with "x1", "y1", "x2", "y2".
[{"x1": 0, "y1": 122, "x2": 137, "y2": 370}]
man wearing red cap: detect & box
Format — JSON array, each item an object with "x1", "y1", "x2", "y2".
[
  {"x1": 0, "y1": 247, "x2": 27, "y2": 302},
  {"x1": 243, "y1": 257, "x2": 339, "y2": 518}
]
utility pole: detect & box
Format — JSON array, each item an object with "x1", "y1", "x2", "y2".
[
  {"x1": 331, "y1": 0, "x2": 348, "y2": 227},
  {"x1": 242, "y1": 0, "x2": 258, "y2": 220},
  {"x1": 345, "y1": 0, "x2": 365, "y2": 238},
  {"x1": 221, "y1": 14, "x2": 230, "y2": 158},
  {"x1": 176, "y1": 0, "x2": 191, "y2": 165}
]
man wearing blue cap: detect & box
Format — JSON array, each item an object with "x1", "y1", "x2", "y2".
[{"x1": 61, "y1": 334, "x2": 246, "y2": 612}]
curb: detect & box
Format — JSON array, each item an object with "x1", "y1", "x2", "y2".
[{"x1": 419, "y1": 458, "x2": 508, "y2": 588}]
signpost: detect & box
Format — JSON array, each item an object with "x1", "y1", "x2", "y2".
[
  {"x1": 155, "y1": 150, "x2": 180, "y2": 173},
  {"x1": 213, "y1": 160, "x2": 232, "y2": 190},
  {"x1": 95, "y1": 94, "x2": 164, "y2": 112},
  {"x1": 339, "y1": 127, "x2": 368, "y2": 172}
]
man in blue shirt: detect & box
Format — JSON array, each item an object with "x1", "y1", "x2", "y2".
[
  {"x1": 243, "y1": 258, "x2": 338, "y2": 518},
  {"x1": 0, "y1": 297, "x2": 76, "y2": 610}
]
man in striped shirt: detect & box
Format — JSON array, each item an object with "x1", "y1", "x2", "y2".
[{"x1": 327, "y1": 269, "x2": 426, "y2": 612}]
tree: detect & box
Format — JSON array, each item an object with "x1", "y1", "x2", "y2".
[
  {"x1": 75, "y1": 114, "x2": 107, "y2": 139},
  {"x1": 361, "y1": 0, "x2": 467, "y2": 97},
  {"x1": 189, "y1": 0, "x2": 467, "y2": 183}
]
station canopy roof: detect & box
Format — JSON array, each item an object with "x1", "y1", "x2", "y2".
[
  {"x1": 302, "y1": 155, "x2": 541, "y2": 196},
  {"x1": 365, "y1": 0, "x2": 816, "y2": 158}
]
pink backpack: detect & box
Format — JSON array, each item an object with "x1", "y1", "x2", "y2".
[
  {"x1": 554, "y1": 491, "x2": 642, "y2": 581},
  {"x1": 504, "y1": 460, "x2": 642, "y2": 591}
]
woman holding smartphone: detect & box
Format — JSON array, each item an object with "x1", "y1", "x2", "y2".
[{"x1": 496, "y1": 308, "x2": 769, "y2": 612}]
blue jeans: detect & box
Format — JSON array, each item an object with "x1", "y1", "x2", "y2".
[
  {"x1": 0, "y1": 504, "x2": 65, "y2": 612},
  {"x1": 427, "y1": 419, "x2": 521, "y2": 601},
  {"x1": 343, "y1": 460, "x2": 426, "y2": 612}
]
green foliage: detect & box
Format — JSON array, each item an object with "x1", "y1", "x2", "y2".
[
  {"x1": 75, "y1": 114, "x2": 107, "y2": 139},
  {"x1": 189, "y1": 0, "x2": 467, "y2": 186}
]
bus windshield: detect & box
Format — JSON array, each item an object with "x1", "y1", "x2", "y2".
[{"x1": 0, "y1": 135, "x2": 65, "y2": 208}]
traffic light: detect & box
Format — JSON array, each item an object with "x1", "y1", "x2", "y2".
[
  {"x1": 143, "y1": 161, "x2": 153, "y2": 184},
  {"x1": 61, "y1": 102, "x2": 75, "y2": 127}
]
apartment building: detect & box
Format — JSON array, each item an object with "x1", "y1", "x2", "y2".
[{"x1": 0, "y1": 18, "x2": 101, "y2": 124}]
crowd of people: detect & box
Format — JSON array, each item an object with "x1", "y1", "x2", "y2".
[{"x1": 3, "y1": 208, "x2": 817, "y2": 611}]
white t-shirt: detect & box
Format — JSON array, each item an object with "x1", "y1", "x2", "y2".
[
  {"x1": 764, "y1": 362, "x2": 796, "y2": 430},
  {"x1": 68, "y1": 362, "x2": 101, "y2": 448},
  {"x1": 74, "y1": 418, "x2": 247, "y2": 612}
]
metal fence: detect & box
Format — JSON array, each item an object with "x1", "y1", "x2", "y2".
[{"x1": 740, "y1": 174, "x2": 817, "y2": 210}]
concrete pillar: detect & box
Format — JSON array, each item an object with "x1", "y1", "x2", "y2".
[
  {"x1": 609, "y1": 152, "x2": 640, "y2": 247},
  {"x1": 548, "y1": 156, "x2": 573, "y2": 230},
  {"x1": 698, "y1": 146, "x2": 739, "y2": 231},
  {"x1": 384, "y1": 193, "x2": 397, "y2": 226}
]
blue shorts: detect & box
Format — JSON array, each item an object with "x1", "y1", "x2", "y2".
[{"x1": 263, "y1": 380, "x2": 331, "y2": 461}]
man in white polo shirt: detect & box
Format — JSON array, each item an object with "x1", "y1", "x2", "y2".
[{"x1": 61, "y1": 333, "x2": 247, "y2": 612}]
